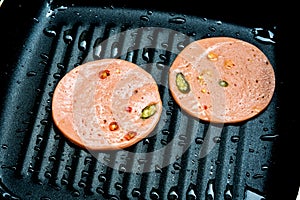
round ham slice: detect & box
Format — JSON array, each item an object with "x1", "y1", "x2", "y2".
[
  {"x1": 168, "y1": 37, "x2": 276, "y2": 123},
  {"x1": 52, "y1": 58, "x2": 162, "y2": 150}
]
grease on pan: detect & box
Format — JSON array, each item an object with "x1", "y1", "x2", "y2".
[
  {"x1": 52, "y1": 58, "x2": 163, "y2": 150},
  {"x1": 168, "y1": 37, "x2": 276, "y2": 123}
]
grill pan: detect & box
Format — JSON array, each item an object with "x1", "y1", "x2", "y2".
[{"x1": 0, "y1": 0, "x2": 298, "y2": 200}]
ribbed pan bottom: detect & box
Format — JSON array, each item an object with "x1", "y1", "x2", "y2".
[{"x1": 0, "y1": 2, "x2": 281, "y2": 200}]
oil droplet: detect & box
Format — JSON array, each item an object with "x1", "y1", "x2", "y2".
[
  {"x1": 57, "y1": 63, "x2": 65, "y2": 69},
  {"x1": 115, "y1": 182, "x2": 123, "y2": 190},
  {"x1": 143, "y1": 138, "x2": 150, "y2": 145},
  {"x1": 159, "y1": 54, "x2": 167, "y2": 61},
  {"x1": 49, "y1": 155, "x2": 56, "y2": 161},
  {"x1": 261, "y1": 164, "x2": 268, "y2": 171},
  {"x1": 78, "y1": 30, "x2": 88, "y2": 51},
  {"x1": 142, "y1": 48, "x2": 150, "y2": 61},
  {"x1": 161, "y1": 129, "x2": 170, "y2": 135},
  {"x1": 208, "y1": 26, "x2": 216, "y2": 32},
  {"x1": 98, "y1": 175, "x2": 107, "y2": 182},
  {"x1": 213, "y1": 136, "x2": 221, "y2": 143},
  {"x1": 40, "y1": 53, "x2": 49, "y2": 60},
  {"x1": 166, "y1": 110, "x2": 173, "y2": 116},
  {"x1": 177, "y1": 41, "x2": 186, "y2": 51},
  {"x1": 168, "y1": 190, "x2": 178, "y2": 200},
  {"x1": 33, "y1": 18, "x2": 39, "y2": 23},
  {"x1": 81, "y1": 170, "x2": 89, "y2": 177},
  {"x1": 173, "y1": 162, "x2": 182, "y2": 170},
  {"x1": 71, "y1": 190, "x2": 80, "y2": 197},
  {"x1": 161, "y1": 42, "x2": 168, "y2": 49},
  {"x1": 252, "y1": 27, "x2": 276, "y2": 44},
  {"x1": 195, "y1": 137, "x2": 204, "y2": 144},
  {"x1": 40, "y1": 119, "x2": 48, "y2": 125},
  {"x1": 260, "y1": 134, "x2": 279, "y2": 141},
  {"x1": 246, "y1": 172, "x2": 250, "y2": 177},
  {"x1": 161, "y1": 139, "x2": 168, "y2": 145},
  {"x1": 53, "y1": 73, "x2": 61, "y2": 79},
  {"x1": 1, "y1": 144, "x2": 8, "y2": 149},
  {"x1": 93, "y1": 38, "x2": 103, "y2": 59},
  {"x1": 132, "y1": 188, "x2": 141, "y2": 197},
  {"x1": 111, "y1": 42, "x2": 119, "y2": 58},
  {"x1": 169, "y1": 17, "x2": 186, "y2": 24},
  {"x1": 96, "y1": 187, "x2": 104, "y2": 194},
  {"x1": 140, "y1": 15, "x2": 150, "y2": 21},
  {"x1": 84, "y1": 157, "x2": 93, "y2": 165},
  {"x1": 43, "y1": 26, "x2": 57, "y2": 37},
  {"x1": 63, "y1": 29, "x2": 73, "y2": 44},
  {"x1": 253, "y1": 174, "x2": 264, "y2": 179},
  {"x1": 126, "y1": 48, "x2": 134, "y2": 62},
  {"x1": 36, "y1": 135, "x2": 43, "y2": 145},
  {"x1": 26, "y1": 71, "x2": 37, "y2": 77},
  {"x1": 156, "y1": 62, "x2": 165, "y2": 70},
  {"x1": 186, "y1": 188, "x2": 197, "y2": 200},
  {"x1": 1, "y1": 165, "x2": 16, "y2": 171},
  {"x1": 216, "y1": 21, "x2": 222, "y2": 25},
  {"x1": 44, "y1": 171, "x2": 52, "y2": 178},
  {"x1": 206, "y1": 180, "x2": 214, "y2": 200},
  {"x1": 138, "y1": 158, "x2": 147, "y2": 164},
  {"x1": 61, "y1": 178, "x2": 68, "y2": 185},
  {"x1": 224, "y1": 184, "x2": 233, "y2": 200},
  {"x1": 78, "y1": 180, "x2": 87, "y2": 188},
  {"x1": 231, "y1": 135, "x2": 240, "y2": 143},
  {"x1": 150, "y1": 188, "x2": 160, "y2": 200},
  {"x1": 155, "y1": 165, "x2": 162, "y2": 173}
]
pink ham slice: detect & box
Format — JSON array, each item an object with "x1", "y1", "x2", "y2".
[
  {"x1": 168, "y1": 37, "x2": 275, "y2": 123},
  {"x1": 52, "y1": 59, "x2": 162, "y2": 150}
]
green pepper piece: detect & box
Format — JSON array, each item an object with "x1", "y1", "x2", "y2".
[
  {"x1": 176, "y1": 72, "x2": 190, "y2": 93},
  {"x1": 219, "y1": 80, "x2": 229, "y2": 87},
  {"x1": 141, "y1": 104, "x2": 157, "y2": 119}
]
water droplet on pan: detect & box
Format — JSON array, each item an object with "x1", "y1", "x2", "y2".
[
  {"x1": 111, "y1": 42, "x2": 119, "y2": 58},
  {"x1": 78, "y1": 30, "x2": 88, "y2": 51},
  {"x1": 169, "y1": 17, "x2": 186, "y2": 24},
  {"x1": 142, "y1": 47, "x2": 150, "y2": 61},
  {"x1": 252, "y1": 27, "x2": 276, "y2": 44},
  {"x1": 260, "y1": 134, "x2": 279, "y2": 141},
  {"x1": 63, "y1": 29, "x2": 73, "y2": 44},
  {"x1": 132, "y1": 188, "x2": 141, "y2": 197},
  {"x1": 155, "y1": 165, "x2": 162, "y2": 173},
  {"x1": 168, "y1": 189, "x2": 178, "y2": 199},
  {"x1": 27, "y1": 71, "x2": 37, "y2": 77},
  {"x1": 195, "y1": 137, "x2": 204, "y2": 144},
  {"x1": 206, "y1": 180, "x2": 214, "y2": 199},
  {"x1": 187, "y1": 187, "x2": 197, "y2": 200},
  {"x1": 224, "y1": 184, "x2": 233, "y2": 200},
  {"x1": 230, "y1": 135, "x2": 240, "y2": 143},
  {"x1": 150, "y1": 188, "x2": 160, "y2": 199},
  {"x1": 140, "y1": 15, "x2": 150, "y2": 21},
  {"x1": 43, "y1": 26, "x2": 57, "y2": 37}
]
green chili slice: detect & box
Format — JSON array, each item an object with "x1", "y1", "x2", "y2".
[
  {"x1": 141, "y1": 104, "x2": 157, "y2": 119},
  {"x1": 219, "y1": 80, "x2": 229, "y2": 87},
  {"x1": 176, "y1": 72, "x2": 190, "y2": 93}
]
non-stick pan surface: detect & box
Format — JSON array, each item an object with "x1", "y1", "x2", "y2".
[{"x1": 0, "y1": 0, "x2": 298, "y2": 200}]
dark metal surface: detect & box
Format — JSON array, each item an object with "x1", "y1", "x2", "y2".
[{"x1": 0, "y1": 1, "x2": 298, "y2": 200}]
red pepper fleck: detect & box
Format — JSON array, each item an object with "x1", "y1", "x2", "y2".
[
  {"x1": 125, "y1": 106, "x2": 132, "y2": 113},
  {"x1": 99, "y1": 69, "x2": 110, "y2": 79},
  {"x1": 203, "y1": 105, "x2": 208, "y2": 110},
  {"x1": 109, "y1": 121, "x2": 119, "y2": 131},
  {"x1": 124, "y1": 131, "x2": 137, "y2": 141}
]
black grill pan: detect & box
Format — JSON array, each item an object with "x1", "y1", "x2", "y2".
[{"x1": 0, "y1": 1, "x2": 298, "y2": 200}]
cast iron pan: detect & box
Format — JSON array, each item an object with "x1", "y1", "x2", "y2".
[{"x1": 0, "y1": 0, "x2": 298, "y2": 199}]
